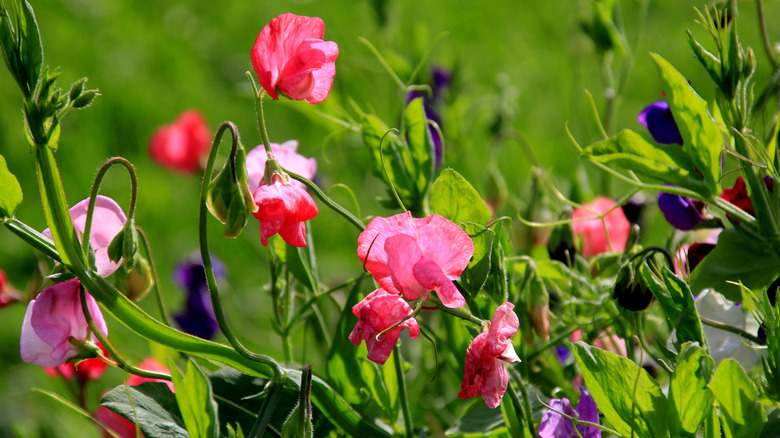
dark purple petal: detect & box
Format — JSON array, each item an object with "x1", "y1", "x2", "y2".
[
  {"x1": 538, "y1": 398, "x2": 577, "y2": 438},
  {"x1": 658, "y1": 191, "x2": 707, "y2": 231},
  {"x1": 172, "y1": 255, "x2": 225, "y2": 340},
  {"x1": 555, "y1": 345, "x2": 571, "y2": 363},
  {"x1": 432, "y1": 66, "x2": 452, "y2": 101},
  {"x1": 174, "y1": 311, "x2": 219, "y2": 340},
  {"x1": 575, "y1": 387, "x2": 602, "y2": 438},
  {"x1": 638, "y1": 101, "x2": 683, "y2": 145}
]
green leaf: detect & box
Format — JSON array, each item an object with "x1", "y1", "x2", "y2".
[
  {"x1": 281, "y1": 366, "x2": 313, "y2": 438},
  {"x1": 759, "y1": 418, "x2": 780, "y2": 438},
  {"x1": 101, "y1": 382, "x2": 188, "y2": 438},
  {"x1": 273, "y1": 237, "x2": 315, "y2": 291},
  {"x1": 168, "y1": 359, "x2": 219, "y2": 438},
  {"x1": 652, "y1": 54, "x2": 723, "y2": 195},
  {"x1": 404, "y1": 97, "x2": 434, "y2": 195},
  {"x1": 669, "y1": 342, "x2": 715, "y2": 436},
  {"x1": 0, "y1": 154, "x2": 23, "y2": 218},
  {"x1": 460, "y1": 223, "x2": 495, "y2": 296},
  {"x1": 360, "y1": 350, "x2": 399, "y2": 422},
  {"x1": 709, "y1": 359, "x2": 767, "y2": 438},
  {"x1": 445, "y1": 400, "x2": 506, "y2": 437},
  {"x1": 574, "y1": 341, "x2": 669, "y2": 438},
  {"x1": 20, "y1": 0, "x2": 42, "y2": 92},
  {"x1": 690, "y1": 228, "x2": 780, "y2": 302},
  {"x1": 431, "y1": 168, "x2": 492, "y2": 225}
]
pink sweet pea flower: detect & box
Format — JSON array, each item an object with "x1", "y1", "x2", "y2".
[
  {"x1": 0, "y1": 268, "x2": 21, "y2": 308},
  {"x1": 44, "y1": 343, "x2": 108, "y2": 383},
  {"x1": 571, "y1": 197, "x2": 631, "y2": 258},
  {"x1": 253, "y1": 173, "x2": 318, "y2": 247},
  {"x1": 43, "y1": 195, "x2": 127, "y2": 277},
  {"x1": 458, "y1": 303, "x2": 520, "y2": 408},
  {"x1": 95, "y1": 405, "x2": 142, "y2": 438},
  {"x1": 127, "y1": 357, "x2": 175, "y2": 392},
  {"x1": 148, "y1": 110, "x2": 211, "y2": 174},
  {"x1": 246, "y1": 140, "x2": 317, "y2": 191},
  {"x1": 251, "y1": 13, "x2": 339, "y2": 104},
  {"x1": 348, "y1": 289, "x2": 420, "y2": 364},
  {"x1": 357, "y1": 212, "x2": 474, "y2": 308},
  {"x1": 20, "y1": 279, "x2": 108, "y2": 368}
]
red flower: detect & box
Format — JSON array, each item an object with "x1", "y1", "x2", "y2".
[
  {"x1": 349, "y1": 289, "x2": 420, "y2": 364},
  {"x1": 148, "y1": 110, "x2": 210, "y2": 174},
  {"x1": 458, "y1": 303, "x2": 520, "y2": 408},
  {"x1": 0, "y1": 268, "x2": 21, "y2": 308},
  {"x1": 95, "y1": 406, "x2": 142, "y2": 438},
  {"x1": 252, "y1": 173, "x2": 318, "y2": 247},
  {"x1": 44, "y1": 343, "x2": 108, "y2": 383},
  {"x1": 571, "y1": 197, "x2": 631, "y2": 257},
  {"x1": 251, "y1": 13, "x2": 339, "y2": 104}
]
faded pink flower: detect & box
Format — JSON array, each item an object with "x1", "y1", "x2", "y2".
[
  {"x1": 458, "y1": 303, "x2": 520, "y2": 408},
  {"x1": 246, "y1": 140, "x2": 317, "y2": 191},
  {"x1": 251, "y1": 13, "x2": 339, "y2": 104},
  {"x1": 20, "y1": 279, "x2": 108, "y2": 368},
  {"x1": 357, "y1": 212, "x2": 474, "y2": 308},
  {"x1": 348, "y1": 289, "x2": 420, "y2": 364},
  {"x1": 43, "y1": 195, "x2": 127, "y2": 277},
  {"x1": 148, "y1": 110, "x2": 210, "y2": 174},
  {"x1": 571, "y1": 197, "x2": 631, "y2": 258},
  {"x1": 253, "y1": 173, "x2": 318, "y2": 247}
]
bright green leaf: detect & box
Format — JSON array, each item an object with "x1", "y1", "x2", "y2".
[
  {"x1": 669, "y1": 342, "x2": 715, "y2": 436},
  {"x1": 101, "y1": 382, "x2": 188, "y2": 438},
  {"x1": 460, "y1": 223, "x2": 495, "y2": 296},
  {"x1": 431, "y1": 168, "x2": 491, "y2": 226},
  {"x1": 404, "y1": 97, "x2": 434, "y2": 195},
  {"x1": 0, "y1": 154, "x2": 23, "y2": 218},
  {"x1": 168, "y1": 359, "x2": 219, "y2": 438},
  {"x1": 20, "y1": 0, "x2": 42, "y2": 92},
  {"x1": 710, "y1": 359, "x2": 767, "y2": 438}
]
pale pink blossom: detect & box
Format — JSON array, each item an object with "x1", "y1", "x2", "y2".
[
  {"x1": 349, "y1": 289, "x2": 420, "y2": 364},
  {"x1": 148, "y1": 110, "x2": 210, "y2": 174},
  {"x1": 458, "y1": 303, "x2": 520, "y2": 408},
  {"x1": 357, "y1": 212, "x2": 474, "y2": 308},
  {"x1": 251, "y1": 13, "x2": 339, "y2": 104},
  {"x1": 246, "y1": 140, "x2": 317, "y2": 191},
  {"x1": 571, "y1": 197, "x2": 631, "y2": 257},
  {"x1": 253, "y1": 173, "x2": 318, "y2": 247}
]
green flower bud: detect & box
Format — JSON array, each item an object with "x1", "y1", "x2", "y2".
[
  {"x1": 108, "y1": 220, "x2": 139, "y2": 265},
  {"x1": 206, "y1": 142, "x2": 254, "y2": 238},
  {"x1": 613, "y1": 260, "x2": 654, "y2": 312},
  {"x1": 547, "y1": 207, "x2": 577, "y2": 264},
  {"x1": 72, "y1": 89, "x2": 99, "y2": 108},
  {"x1": 126, "y1": 257, "x2": 154, "y2": 302},
  {"x1": 69, "y1": 77, "x2": 87, "y2": 101}
]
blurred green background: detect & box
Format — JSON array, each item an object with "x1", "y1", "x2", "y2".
[{"x1": 0, "y1": 0, "x2": 778, "y2": 436}]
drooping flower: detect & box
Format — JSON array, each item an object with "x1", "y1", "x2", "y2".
[
  {"x1": 251, "y1": 13, "x2": 339, "y2": 104},
  {"x1": 246, "y1": 140, "x2": 317, "y2": 192},
  {"x1": 0, "y1": 268, "x2": 21, "y2": 308},
  {"x1": 348, "y1": 289, "x2": 420, "y2": 365},
  {"x1": 357, "y1": 212, "x2": 474, "y2": 308},
  {"x1": 458, "y1": 303, "x2": 520, "y2": 408},
  {"x1": 172, "y1": 256, "x2": 223, "y2": 340},
  {"x1": 148, "y1": 110, "x2": 211, "y2": 174},
  {"x1": 658, "y1": 191, "x2": 707, "y2": 231},
  {"x1": 253, "y1": 173, "x2": 318, "y2": 247},
  {"x1": 538, "y1": 386, "x2": 602, "y2": 438},
  {"x1": 638, "y1": 100, "x2": 683, "y2": 145},
  {"x1": 43, "y1": 195, "x2": 127, "y2": 277},
  {"x1": 44, "y1": 343, "x2": 108, "y2": 384},
  {"x1": 571, "y1": 197, "x2": 631, "y2": 258},
  {"x1": 20, "y1": 279, "x2": 108, "y2": 368}
]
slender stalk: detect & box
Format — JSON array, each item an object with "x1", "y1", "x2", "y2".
[
  {"x1": 509, "y1": 367, "x2": 535, "y2": 438},
  {"x1": 137, "y1": 227, "x2": 170, "y2": 326},
  {"x1": 756, "y1": 0, "x2": 778, "y2": 69},
  {"x1": 284, "y1": 168, "x2": 366, "y2": 232},
  {"x1": 247, "y1": 73, "x2": 274, "y2": 155},
  {"x1": 394, "y1": 346, "x2": 413, "y2": 438},
  {"x1": 3, "y1": 217, "x2": 60, "y2": 261},
  {"x1": 700, "y1": 316, "x2": 765, "y2": 345},
  {"x1": 426, "y1": 295, "x2": 484, "y2": 326}
]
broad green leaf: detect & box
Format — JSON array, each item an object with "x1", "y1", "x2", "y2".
[
  {"x1": 168, "y1": 359, "x2": 219, "y2": 438},
  {"x1": 445, "y1": 400, "x2": 506, "y2": 437},
  {"x1": 669, "y1": 343, "x2": 715, "y2": 436},
  {"x1": 404, "y1": 97, "x2": 434, "y2": 195},
  {"x1": 0, "y1": 154, "x2": 22, "y2": 218},
  {"x1": 273, "y1": 236, "x2": 315, "y2": 291},
  {"x1": 574, "y1": 342, "x2": 669, "y2": 438},
  {"x1": 652, "y1": 54, "x2": 723, "y2": 195},
  {"x1": 359, "y1": 348, "x2": 399, "y2": 422},
  {"x1": 710, "y1": 359, "x2": 767, "y2": 438},
  {"x1": 690, "y1": 228, "x2": 779, "y2": 302},
  {"x1": 460, "y1": 223, "x2": 495, "y2": 296},
  {"x1": 431, "y1": 168, "x2": 491, "y2": 226},
  {"x1": 101, "y1": 382, "x2": 188, "y2": 438}
]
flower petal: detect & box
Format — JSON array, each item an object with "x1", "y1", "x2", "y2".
[{"x1": 412, "y1": 256, "x2": 464, "y2": 307}]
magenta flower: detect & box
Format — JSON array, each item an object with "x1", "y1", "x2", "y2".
[
  {"x1": 20, "y1": 279, "x2": 108, "y2": 368},
  {"x1": 43, "y1": 196, "x2": 127, "y2": 277},
  {"x1": 348, "y1": 289, "x2": 420, "y2": 364},
  {"x1": 538, "y1": 386, "x2": 602, "y2": 438},
  {"x1": 571, "y1": 197, "x2": 631, "y2": 258},
  {"x1": 458, "y1": 303, "x2": 520, "y2": 408},
  {"x1": 148, "y1": 110, "x2": 211, "y2": 174},
  {"x1": 252, "y1": 173, "x2": 318, "y2": 247},
  {"x1": 246, "y1": 140, "x2": 317, "y2": 192},
  {"x1": 357, "y1": 212, "x2": 474, "y2": 308},
  {"x1": 251, "y1": 13, "x2": 339, "y2": 104}
]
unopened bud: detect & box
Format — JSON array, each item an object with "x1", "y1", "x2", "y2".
[
  {"x1": 613, "y1": 261, "x2": 654, "y2": 311},
  {"x1": 72, "y1": 90, "x2": 99, "y2": 108},
  {"x1": 206, "y1": 143, "x2": 254, "y2": 238},
  {"x1": 547, "y1": 208, "x2": 577, "y2": 264},
  {"x1": 126, "y1": 257, "x2": 154, "y2": 302},
  {"x1": 108, "y1": 221, "x2": 139, "y2": 265},
  {"x1": 69, "y1": 78, "x2": 88, "y2": 101}
]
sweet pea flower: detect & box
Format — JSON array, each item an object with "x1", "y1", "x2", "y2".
[
  {"x1": 253, "y1": 172, "x2": 318, "y2": 247},
  {"x1": 357, "y1": 212, "x2": 474, "y2": 308},
  {"x1": 43, "y1": 195, "x2": 127, "y2": 277},
  {"x1": 148, "y1": 110, "x2": 210, "y2": 174},
  {"x1": 0, "y1": 268, "x2": 21, "y2": 308},
  {"x1": 44, "y1": 343, "x2": 108, "y2": 383},
  {"x1": 20, "y1": 279, "x2": 108, "y2": 368},
  {"x1": 348, "y1": 289, "x2": 420, "y2": 364},
  {"x1": 458, "y1": 303, "x2": 520, "y2": 408},
  {"x1": 172, "y1": 256, "x2": 223, "y2": 340},
  {"x1": 538, "y1": 386, "x2": 602, "y2": 438},
  {"x1": 246, "y1": 140, "x2": 317, "y2": 191},
  {"x1": 658, "y1": 191, "x2": 707, "y2": 231},
  {"x1": 251, "y1": 13, "x2": 339, "y2": 104},
  {"x1": 571, "y1": 197, "x2": 631, "y2": 258},
  {"x1": 638, "y1": 100, "x2": 683, "y2": 145},
  {"x1": 127, "y1": 357, "x2": 175, "y2": 392}
]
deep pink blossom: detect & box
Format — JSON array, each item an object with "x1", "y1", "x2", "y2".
[
  {"x1": 251, "y1": 13, "x2": 339, "y2": 104},
  {"x1": 43, "y1": 196, "x2": 127, "y2": 277},
  {"x1": 20, "y1": 279, "x2": 108, "y2": 368},
  {"x1": 95, "y1": 405, "x2": 142, "y2": 438},
  {"x1": 246, "y1": 140, "x2": 317, "y2": 191},
  {"x1": 252, "y1": 173, "x2": 318, "y2": 247},
  {"x1": 348, "y1": 289, "x2": 420, "y2": 364},
  {"x1": 458, "y1": 303, "x2": 520, "y2": 408},
  {"x1": 357, "y1": 212, "x2": 474, "y2": 308},
  {"x1": 148, "y1": 110, "x2": 210, "y2": 174},
  {"x1": 571, "y1": 197, "x2": 631, "y2": 258}
]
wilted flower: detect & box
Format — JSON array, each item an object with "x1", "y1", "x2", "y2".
[
  {"x1": 148, "y1": 110, "x2": 210, "y2": 174},
  {"x1": 44, "y1": 343, "x2": 108, "y2": 384},
  {"x1": 638, "y1": 100, "x2": 683, "y2": 145},
  {"x1": 348, "y1": 289, "x2": 420, "y2": 364},
  {"x1": 251, "y1": 13, "x2": 339, "y2": 104},
  {"x1": 538, "y1": 386, "x2": 602, "y2": 438},
  {"x1": 658, "y1": 191, "x2": 707, "y2": 231},
  {"x1": 357, "y1": 212, "x2": 474, "y2": 308},
  {"x1": 458, "y1": 303, "x2": 520, "y2": 408},
  {"x1": 172, "y1": 256, "x2": 223, "y2": 340},
  {"x1": 571, "y1": 197, "x2": 631, "y2": 258},
  {"x1": 253, "y1": 172, "x2": 318, "y2": 247},
  {"x1": 246, "y1": 140, "x2": 317, "y2": 192}
]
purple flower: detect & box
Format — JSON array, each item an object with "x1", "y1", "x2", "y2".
[
  {"x1": 538, "y1": 386, "x2": 601, "y2": 438},
  {"x1": 172, "y1": 256, "x2": 224, "y2": 340},
  {"x1": 638, "y1": 101, "x2": 683, "y2": 145},
  {"x1": 658, "y1": 191, "x2": 707, "y2": 231},
  {"x1": 406, "y1": 66, "x2": 451, "y2": 167}
]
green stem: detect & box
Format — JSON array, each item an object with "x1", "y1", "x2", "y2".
[
  {"x1": 3, "y1": 217, "x2": 60, "y2": 261},
  {"x1": 394, "y1": 346, "x2": 413, "y2": 438},
  {"x1": 508, "y1": 367, "x2": 535, "y2": 438},
  {"x1": 284, "y1": 168, "x2": 366, "y2": 232},
  {"x1": 700, "y1": 316, "x2": 765, "y2": 345},
  {"x1": 247, "y1": 73, "x2": 274, "y2": 155},
  {"x1": 137, "y1": 227, "x2": 170, "y2": 326},
  {"x1": 426, "y1": 295, "x2": 484, "y2": 326},
  {"x1": 756, "y1": 0, "x2": 778, "y2": 69}
]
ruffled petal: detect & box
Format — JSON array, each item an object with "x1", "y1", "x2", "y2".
[
  {"x1": 384, "y1": 234, "x2": 427, "y2": 301},
  {"x1": 412, "y1": 256, "x2": 464, "y2": 307}
]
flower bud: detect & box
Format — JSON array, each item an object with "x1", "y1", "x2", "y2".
[
  {"x1": 72, "y1": 89, "x2": 99, "y2": 108},
  {"x1": 613, "y1": 260, "x2": 654, "y2": 312},
  {"x1": 69, "y1": 77, "x2": 88, "y2": 102},
  {"x1": 528, "y1": 275, "x2": 550, "y2": 340},
  {"x1": 206, "y1": 143, "x2": 255, "y2": 238},
  {"x1": 108, "y1": 220, "x2": 139, "y2": 265},
  {"x1": 126, "y1": 257, "x2": 154, "y2": 302},
  {"x1": 547, "y1": 207, "x2": 577, "y2": 264}
]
